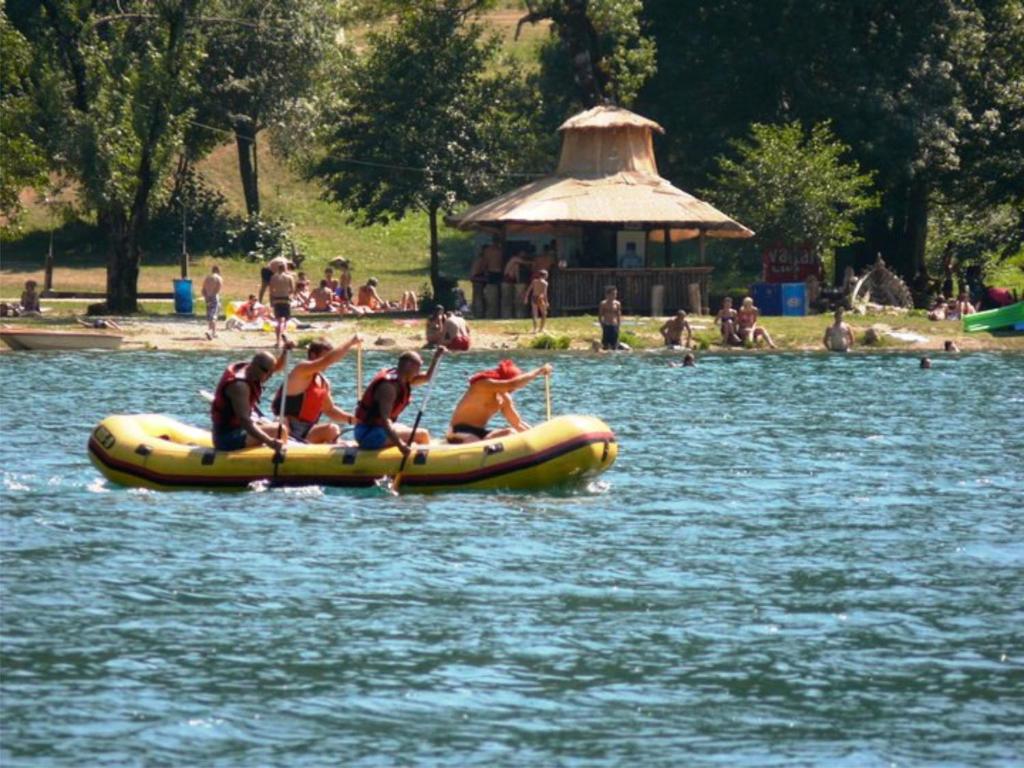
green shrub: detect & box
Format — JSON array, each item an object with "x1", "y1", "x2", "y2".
[
  {"x1": 694, "y1": 332, "x2": 714, "y2": 351},
  {"x1": 528, "y1": 333, "x2": 571, "y2": 350},
  {"x1": 618, "y1": 329, "x2": 653, "y2": 349}
]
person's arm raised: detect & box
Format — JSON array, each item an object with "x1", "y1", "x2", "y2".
[
  {"x1": 298, "y1": 334, "x2": 362, "y2": 377},
  {"x1": 411, "y1": 347, "x2": 446, "y2": 386},
  {"x1": 478, "y1": 363, "x2": 552, "y2": 394}
]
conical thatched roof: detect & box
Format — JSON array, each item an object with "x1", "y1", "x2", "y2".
[{"x1": 447, "y1": 106, "x2": 753, "y2": 239}]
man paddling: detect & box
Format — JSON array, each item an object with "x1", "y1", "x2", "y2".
[
  {"x1": 354, "y1": 348, "x2": 445, "y2": 456},
  {"x1": 210, "y1": 347, "x2": 291, "y2": 453},
  {"x1": 271, "y1": 335, "x2": 361, "y2": 444},
  {"x1": 446, "y1": 360, "x2": 552, "y2": 443}
]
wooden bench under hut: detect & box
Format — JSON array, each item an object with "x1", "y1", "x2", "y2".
[{"x1": 446, "y1": 106, "x2": 753, "y2": 317}]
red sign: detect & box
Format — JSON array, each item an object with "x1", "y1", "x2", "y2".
[{"x1": 762, "y1": 244, "x2": 822, "y2": 283}]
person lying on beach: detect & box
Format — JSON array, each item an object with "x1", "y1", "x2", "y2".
[
  {"x1": 424, "y1": 305, "x2": 445, "y2": 348},
  {"x1": 446, "y1": 360, "x2": 552, "y2": 444},
  {"x1": 525, "y1": 270, "x2": 549, "y2": 333},
  {"x1": 442, "y1": 311, "x2": 471, "y2": 351},
  {"x1": 210, "y1": 346, "x2": 291, "y2": 453},
  {"x1": 823, "y1": 307, "x2": 854, "y2": 352},
  {"x1": 353, "y1": 348, "x2": 444, "y2": 456},
  {"x1": 714, "y1": 297, "x2": 742, "y2": 345},
  {"x1": 270, "y1": 335, "x2": 361, "y2": 444},
  {"x1": 238, "y1": 294, "x2": 270, "y2": 323},
  {"x1": 660, "y1": 310, "x2": 692, "y2": 349},
  {"x1": 76, "y1": 317, "x2": 123, "y2": 331},
  {"x1": 737, "y1": 296, "x2": 776, "y2": 348},
  {"x1": 599, "y1": 286, "x2": 622, "y2": 350}
]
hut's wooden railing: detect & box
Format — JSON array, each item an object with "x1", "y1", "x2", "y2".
[{"x1": 550, "y1": 267, "x2": 713, "y2": 316}]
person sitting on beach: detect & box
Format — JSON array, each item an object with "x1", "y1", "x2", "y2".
[
  {"x1": 210, "y1": 347, "x2": 290, "y2": 453},
  {"x1": 2, "y1": 280, "x2": 43, "y2": 317},
  {"x1": 238, "y1": 294, "x2": 269, "y2": 323},
  {"x1": 927, "y1": 297, "x2": 949, "y2": 321},
  {"x1": 353, "y1": 349, "x2": 445, "y2": 455},
  {"x1": 525, "y1": 269, "x2": 549, "y2": 333},
  {"x1": 952, "y1": 292, "x2": 976, "y2": 320},
  {"x1": 737, "y1": 296, "x2": 777, "y2": 348},
  {"x1": 715, "y1": 297, "x2": 742, "y2": 345},
  {"x1": 356, "y1": 278, "x2": 387, "y2": 310},
  {"x1": 442, "y1": 310, "x2": 471, "y2": 351},
  {"x1": 271, "y1": 335, "x2": 361, "y2": 444},
  {"x1": 823, "y1": 307, "x2": 855, "y2": 352},
  {"x1": 335, "y1": 259, "x2": 353, "y2": 301},
  {"x1": 323, "y1": 267, "x2": 339, "y2": 293},
  {"x1": 447, "y1": 360, "x2": 552, "y2": 444},
  {"x1": 309, "y1": 280, "x2": 336, "y2": 312},
  {"x1": 424, "y1": 305, "x2": 445, "y2": 348},
  {"x1": 599, "y1": 286, "x2": 622, "y2": 350},
  {"x1": 660, "y1": 310, "x2": 693, "y2": 349},
  {"x1": 293, "y1": 272, "x2": 311, "y2": 310},
  {"x1": 202, "y1": 265, "x2": 223, "y2": 339}
]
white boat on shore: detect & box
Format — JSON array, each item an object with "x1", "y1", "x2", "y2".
[{"x1": 1, "y1": 327, "x2": 123, "y2": 351}]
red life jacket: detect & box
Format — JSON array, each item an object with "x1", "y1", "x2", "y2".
[
  {"x1": 271, "y1": 373, "x2": 330, "y2": 425},
  {"x1": 211, "y1": 362, "x2": 263, "y2": 430},
  {"x1": 355, "y1": 368, "x2": 411, "y2": 426}
]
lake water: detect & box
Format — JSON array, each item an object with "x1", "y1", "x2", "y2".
[{"x1": 2, "y1": 349, "x2": 1022, "y2": 766}]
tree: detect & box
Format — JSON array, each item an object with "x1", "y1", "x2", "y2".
[
  {"x1": 705, "y1": 121, "x2": 879, "y2": 265},
  {"x1": 11, "y1": 0, "x2": 203, "y2": 312},
  {"x1": 310, "y1": 1, "x2": 539, "y2": 300},
  {"x1": 0, "y1": 10, "x2": 48, "y2": 234},
  {"x1": 520, "y1": 0, "x2": 656, "y2": 109},
  {"x1": 194, "y1": 0, "x2": 335, "y2": 217}
]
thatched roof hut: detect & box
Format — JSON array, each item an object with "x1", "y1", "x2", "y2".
[
  {"x1": 446, "y1": 106, "x2": 752, "y2": 316},
  {"x1": 447, "y1": 106, "x2": 753, "y2": 241}
]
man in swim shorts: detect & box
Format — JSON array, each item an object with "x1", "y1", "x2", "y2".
[
  {"x1": 446, "y1": 360, "x2": 553, "y2": 443},
  {"x1": 598, "y1": 286, "x2": 622, "y2": 350},
  {"x1": 270, "y1": 335, "x2": 362, "y2": 443},
  {"x1": 823, "y1": 307, "x2": 855, "y2": 352},
  {"x1": 268, "y1": 261, "x2": 295, "y2": 348},
  {"x1": 353, "y1": 348, "x2": 445, "y2": 456},
  {"x1": 210, "y1": 347, "x2": 291, "y2": 454}
]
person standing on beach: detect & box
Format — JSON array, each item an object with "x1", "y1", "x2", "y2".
[
  {"x1": 823, "y1": 307, "x2": 855, "y2": 352},
  {"x1": 525, "y1": 269, "x2": 549, "y2": 333},
  {"x1": 268, "y1": 261, "x2": 295, "y2": 349},
  {"x1": 598, "y1": 286, "x2": 622, "y2": 350},
  {"x1": 202, "y1": 265, "x2": 223, "y2": 339},
  {"x1": 259, "y1": 255, "x2": 288, "y2": 304}
]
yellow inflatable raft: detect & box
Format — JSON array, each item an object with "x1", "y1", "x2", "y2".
[{"x1": 88, "y1": 414, "x2": 617, "y2": 493}]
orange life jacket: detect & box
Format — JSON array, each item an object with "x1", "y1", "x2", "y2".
[
  {"x1": 355, "y1": 368, "x2": 411, "y2": 426},
  {"x1": 211, "y1": 362, "x2": 262, "y2": 430},
  {"x1": 271, "y1": 373, "x2": 330, "y2": 426}
]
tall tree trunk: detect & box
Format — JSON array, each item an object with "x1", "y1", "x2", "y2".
[
  {"x1": 906, "y1": 178, "x2": 930, "y2": 295},
  {"x1": 428, "y1": 204, "x2": 441, "y2": 300},
  {"x1": 105, "y1": 208, "x2": 140, "y2": 313},
  {"x1": 234, "y1": 117, "x2": 260, "y2": 217}
]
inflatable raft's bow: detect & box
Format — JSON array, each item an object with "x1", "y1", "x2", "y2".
[{"x1": 88, "y1": 413, "x2": 617, "y2": 493}]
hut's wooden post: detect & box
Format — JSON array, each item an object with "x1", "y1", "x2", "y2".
[
  {"x1": 44, "y1": 230, "x2": 55, "y2": 293},
  {"x1": 698, "y1": 230, "x2": 708, "y2": 313},
  {"x1": 663, "y1": 227, "x2": 671, "y2": 267}
]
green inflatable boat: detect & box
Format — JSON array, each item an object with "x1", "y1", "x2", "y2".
[{"x1": 962, "y1": 301, "x2": 1024, "y2": 333}]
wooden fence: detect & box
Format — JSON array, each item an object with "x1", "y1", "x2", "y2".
[{"x1": 549, "y1": 267, "x2": 713, "y2": 316}]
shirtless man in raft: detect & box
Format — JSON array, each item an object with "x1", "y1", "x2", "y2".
[
  {"x1": 823, "y1": 307, "x2": 855, "y2": 352},
  {"x1": 446, "y1": 360, "x2": 553, "y2": 443}
]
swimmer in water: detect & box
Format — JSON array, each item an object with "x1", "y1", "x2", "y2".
[
  {"x1": 920, "y1": 357, "x2": 932, "y2": 369},
  {"x1": 823, "y1": 307, "x2": 855, "y2": 352}
]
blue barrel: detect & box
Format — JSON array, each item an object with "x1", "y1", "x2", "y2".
[
  {"x1": 750, "y1": 282, "x2": 782, "y2": 316},
  {"x1": 173, "y1": 278, "x2": 193, "y2": 315},
  {"x1": 781, "y1": 282, "x2": 807, "y2": 316}
]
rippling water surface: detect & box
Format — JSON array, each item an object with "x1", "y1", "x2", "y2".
[{"x1": 2, "y1": 349, "x2": 1022, "y2": 766}]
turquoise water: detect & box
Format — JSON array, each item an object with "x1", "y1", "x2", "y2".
[{"x1": 2, "y1": 350, "x2": 1022, "y2": 765}]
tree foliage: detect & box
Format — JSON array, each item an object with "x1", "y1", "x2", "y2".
[
  {"x1": 10, "y1": 0, "x2": 203, "y2": 311},
  {"x1": 706, "y1": 122, "x2": 879, "y2": 261},
  {"x1": 0, "y1": 10, "x2": 49, "y2": 234},
  {"x1": 311, "y1": 0, "x2": 542, "y2": 297}
]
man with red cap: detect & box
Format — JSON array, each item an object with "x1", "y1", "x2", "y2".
[{"x1": 446, "y1": 360, "x2": 553, "y2": 443}]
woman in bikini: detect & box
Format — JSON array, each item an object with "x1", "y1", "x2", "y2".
[{"x1": 737, "y1": 296, "x2": 776, "y2": 348}]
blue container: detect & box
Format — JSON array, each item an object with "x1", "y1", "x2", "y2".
[
  {"x1": 173, "y1": 278, "x2": 193, "y2": 315},
  {"x1": 781, "y1": 282, "x2": 807, "y2": 316},
  {"x1": 750, "y1": 282, "x2": 782, "y2": 316}
]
